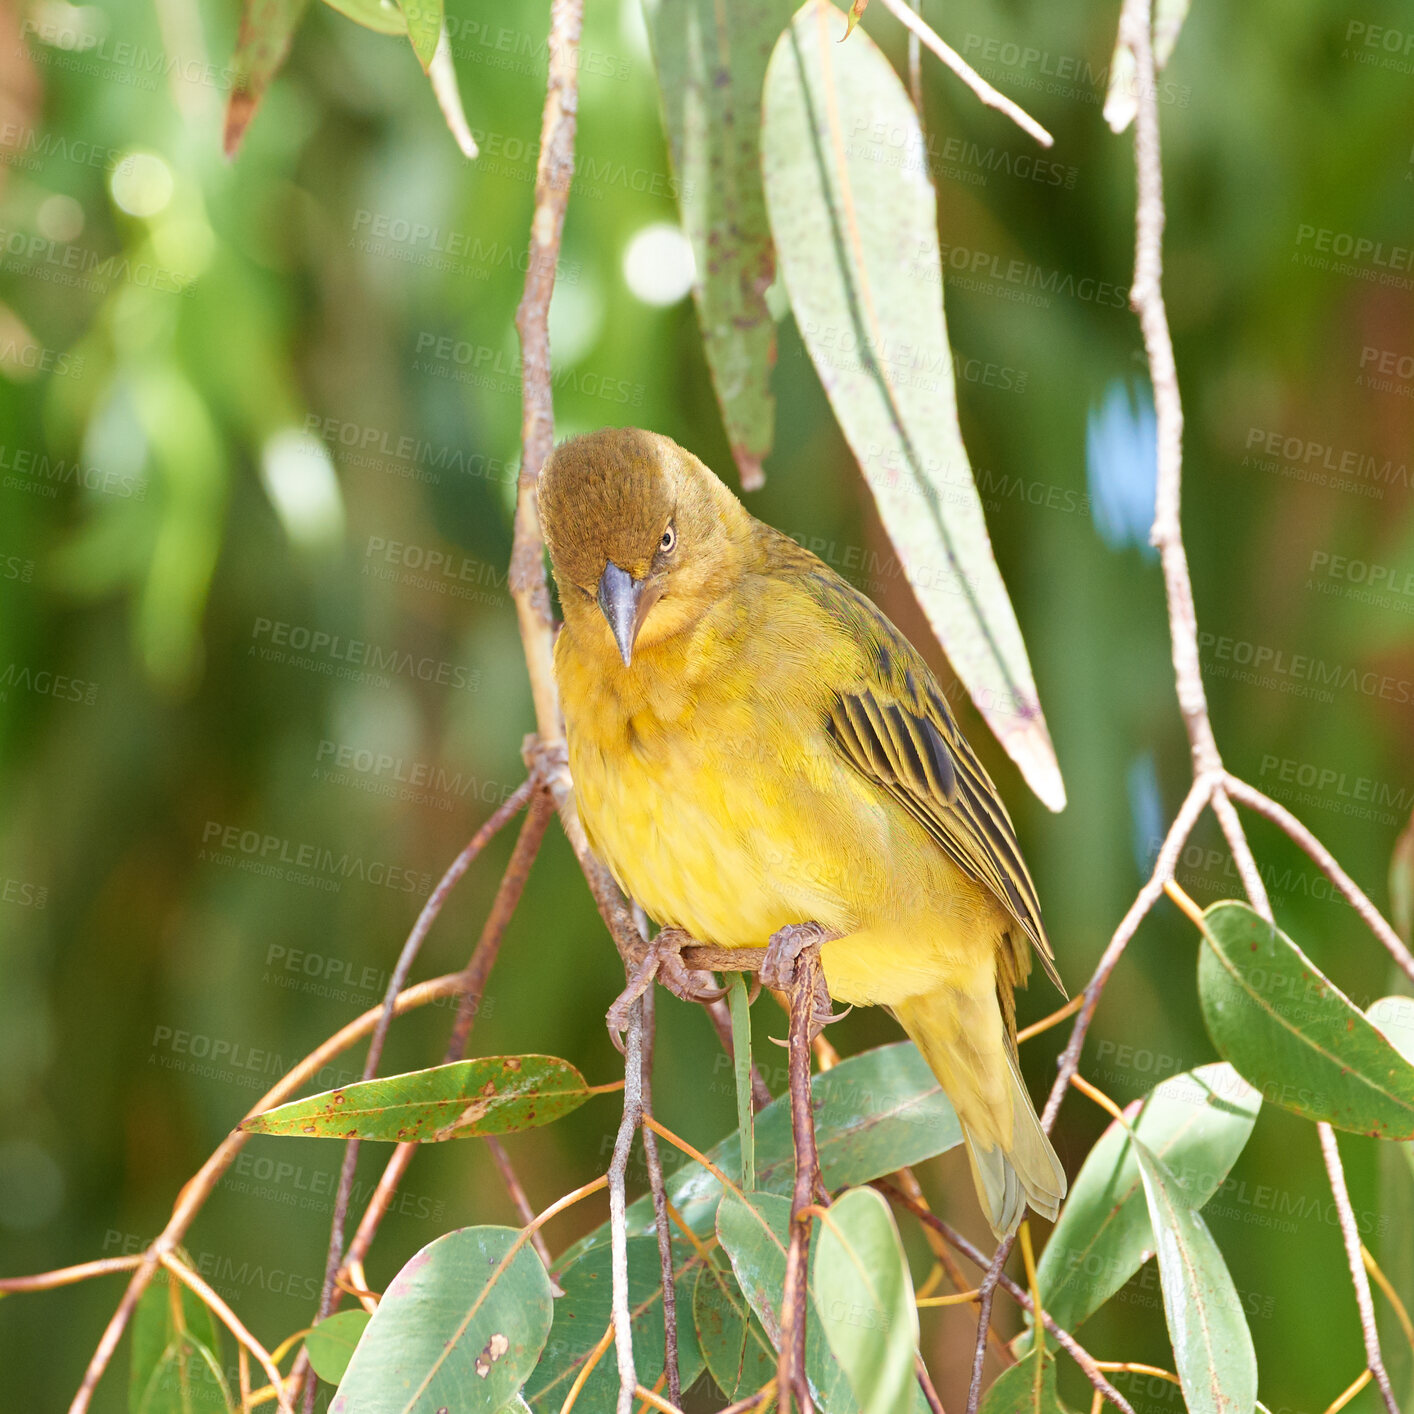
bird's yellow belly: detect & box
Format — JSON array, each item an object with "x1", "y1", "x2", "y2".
[
  {"x1": 568, "y1": 718, "x2": 870, "y2": 949},
  {"x1": 567, "y1": 715, "x2": 1001, "y2": 1006}
]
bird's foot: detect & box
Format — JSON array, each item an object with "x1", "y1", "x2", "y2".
[
  {"x1": 605, "y1": 927, "x2": 729, "y2": 1051},
  {"x1": 761, "y1": 922, "x2": 849, "y2": 1040}
]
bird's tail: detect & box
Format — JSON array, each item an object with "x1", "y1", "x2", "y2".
[{"x1": 894, "y1": 979, "x2": 1066, "y2": 1238}]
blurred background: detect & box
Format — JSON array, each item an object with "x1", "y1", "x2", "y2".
[{"x1": 0, "y1": 0, "x2": 1411, "y2": 1407}]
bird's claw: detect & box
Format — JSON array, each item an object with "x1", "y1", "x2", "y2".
[
  {"x1": 605, "y1": 927, "x2": 727, "y2": 1052},
  {"x1": 761, "y1": 922, "x2": 842, "y2": 1040}
]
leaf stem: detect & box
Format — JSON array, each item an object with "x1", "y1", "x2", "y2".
[{"x1": 729, "y1": 973, "x2": 757, "y2": 1193}]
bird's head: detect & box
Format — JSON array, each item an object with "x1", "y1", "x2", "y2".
[{"x1": 538, "y1": 428, "x2": 751, "y2": 666}]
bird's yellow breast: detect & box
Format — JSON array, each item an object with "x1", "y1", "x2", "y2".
[{"x1": 558, "y1": 613, "x2": 876, "y2": 948}]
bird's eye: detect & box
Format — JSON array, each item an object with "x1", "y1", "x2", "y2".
[{"x1": 659, "y1": 523, "x2": 676, "y2": 553}]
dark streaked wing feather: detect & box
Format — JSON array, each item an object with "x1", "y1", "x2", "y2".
[{"x1": 764, "y1": 531, "x2": 1061, "y2": 993}]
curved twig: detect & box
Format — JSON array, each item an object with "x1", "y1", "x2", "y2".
[
  {"x1": 1224, "y1": 774, "x2": 1414, "y2": 987},
  {"x1": 1318, "y1": 1125, "x2": 1399, "y2": 1414}
]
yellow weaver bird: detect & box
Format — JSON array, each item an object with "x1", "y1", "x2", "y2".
[{"x1": 538, "y1": 428, "x2": 1066, "y2": 1236}]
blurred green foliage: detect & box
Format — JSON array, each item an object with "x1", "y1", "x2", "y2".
[{"x1": 0, "y1": 0, "x2": 1411, "y2": 1408}]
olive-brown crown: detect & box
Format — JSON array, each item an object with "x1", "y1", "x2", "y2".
[{"x1": 539, "y1": 427, "x2": 747, "y2": 586}]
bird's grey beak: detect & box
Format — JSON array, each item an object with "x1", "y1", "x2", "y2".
[{"x1": 597, "y1": 561, "x2": 645, "y2": 666}]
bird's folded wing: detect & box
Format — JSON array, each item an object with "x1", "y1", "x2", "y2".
[{"x1": 804, "y1": 579, "x2": 1062, "y2": 993}]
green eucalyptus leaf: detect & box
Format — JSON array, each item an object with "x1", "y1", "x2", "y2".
[
  {"x1": 321, "y1": 0, "x2": 407, "y2": 35},
  {"x1": 692, "y1": 1252, "x2": 777, "y2": 1401},
  {"x1": 642, "y1": 0, "x2": 795, "y2": 488},
  {"x1": 129, "y1": 1271, "x2": 233, "y2": 1414},
  {"x1": 1370, "y1": 993, "x2": 1414, "y2": 1405},
  {"x1": 330, "y1": 1226, "x2": 553, "y2": 1413},
  {"x1": 1197, "y1": 901, "x2": 1414, "y2": 1137},
  {"x1": 812, "y1": 1188, "x2": 919, "y2": 1414},
  {"x1": 716, "y1": 1191, "x2": 858, "y2": 1413},
  {"x1": 1132, "y1": 1137, "x2": 1257, "y2": 1414},
  {"x1": 761, "y1": 0, "x2": 1064, "y2": 810},
  {"x1": 224, "y1": 0, "x2": 311, "y2": 158},
  {"x1": 1031, "y1": 1063, "x2": 1259, "y2": 1339},
  {"x1": 560, "y1": 1042, "x2": 961, "y2": 1267},
  {"x1": 397, "y1": 0, "x2": 442, "y2": 70},
  {"x1": 241, "y1": 1056, "x2": 594, "y2": 1141},
  {"x1": 525, "y1": 1237, "x2": 703, "y2": 1411},
  {"x1": 304, "y1": 1309, "x2": 371, "y2": 1384},
  {"x1": 978, "y1": 1346, "x2": 1078, "y2": 1413}
]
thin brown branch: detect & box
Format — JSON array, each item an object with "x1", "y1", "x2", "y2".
[
  {"x1": 161, "y1": 1255, "x2": 294, "y2": 1414},
  {"x1": 286, "y1": 785, "x2": 561, "y2": 1401},
  {"x1": 449, "y1": 782, "x2": 556, "y2": 1055},
  {"x1": 308, "y1": 777, "x2": 537, "y2": 1393},
  {"x1": 610, "y1": 997, "x2": 646, "y2": 1414},
  {"x1": 0, "y1": 1255, "x2": 141, "y2": 1294},
  {"x1": 1120, "y1": 0, "x2": 1219, "y2": 783},
  {"x1": 878, "y1": 1182, "x2": 1136, "y2": 1414},
  {"x1": 870, "y1": 0, "x2": 1053, "y2": 147},
  {"x1": 914, "y1": 1351, "x2": 946, "y2": 1414},
  {"x1": 1318, "y1": 1125, "x2": 1399, "y2": 1414},
  {"x1": 1211, "y1": 785, "x2": 1271, "y2": 920},
  {"x1": 888, "y1": 1166, "x2": 1012, "y2": 1368},
  {"x1": 488, "y1": 1136, "x2": 555, "y2": 1274},
  {"x1": 777, "y1": 943, "x2": 824, "y2": 1414},
  {"x1": 639, "y1": 986, "x2": 681, "y2": 1406},
  {"x1": 63, "y1": 968, "x2": 466, "y2": 1414},
  {"x1": 961, "y1": 774, "x2": 1211, "y2": 1409},
  {"x1": 511, "y1": 0, "x2": 582, "y2": 739},
  {"x1": 1224, "y1": 774, "x2": 1414, "y2": 987}
]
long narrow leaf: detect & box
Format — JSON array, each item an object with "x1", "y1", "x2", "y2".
[
  {"x1": 1197, "y1": 901, "x2": 1414, "y2": 1137},
  {"x1": 761, "y1": 0, "x2": 1064, "y2": 809},
  {"x1": 643, "y1": 0, "x2": 795, "y2": 487},
  {"x1": 224, "y1": 0, "x2": 311, "y2": 158},
  {"x1": 1132, "y1": 1137, "x2": 1257, "y2": 1414},
  {"x1": 241, "y1": 1056, "x2": 594, "y2": 1141},
  {"x1": 1033, "y1": 1063, "x2": 1259, "y2": 1337}
]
